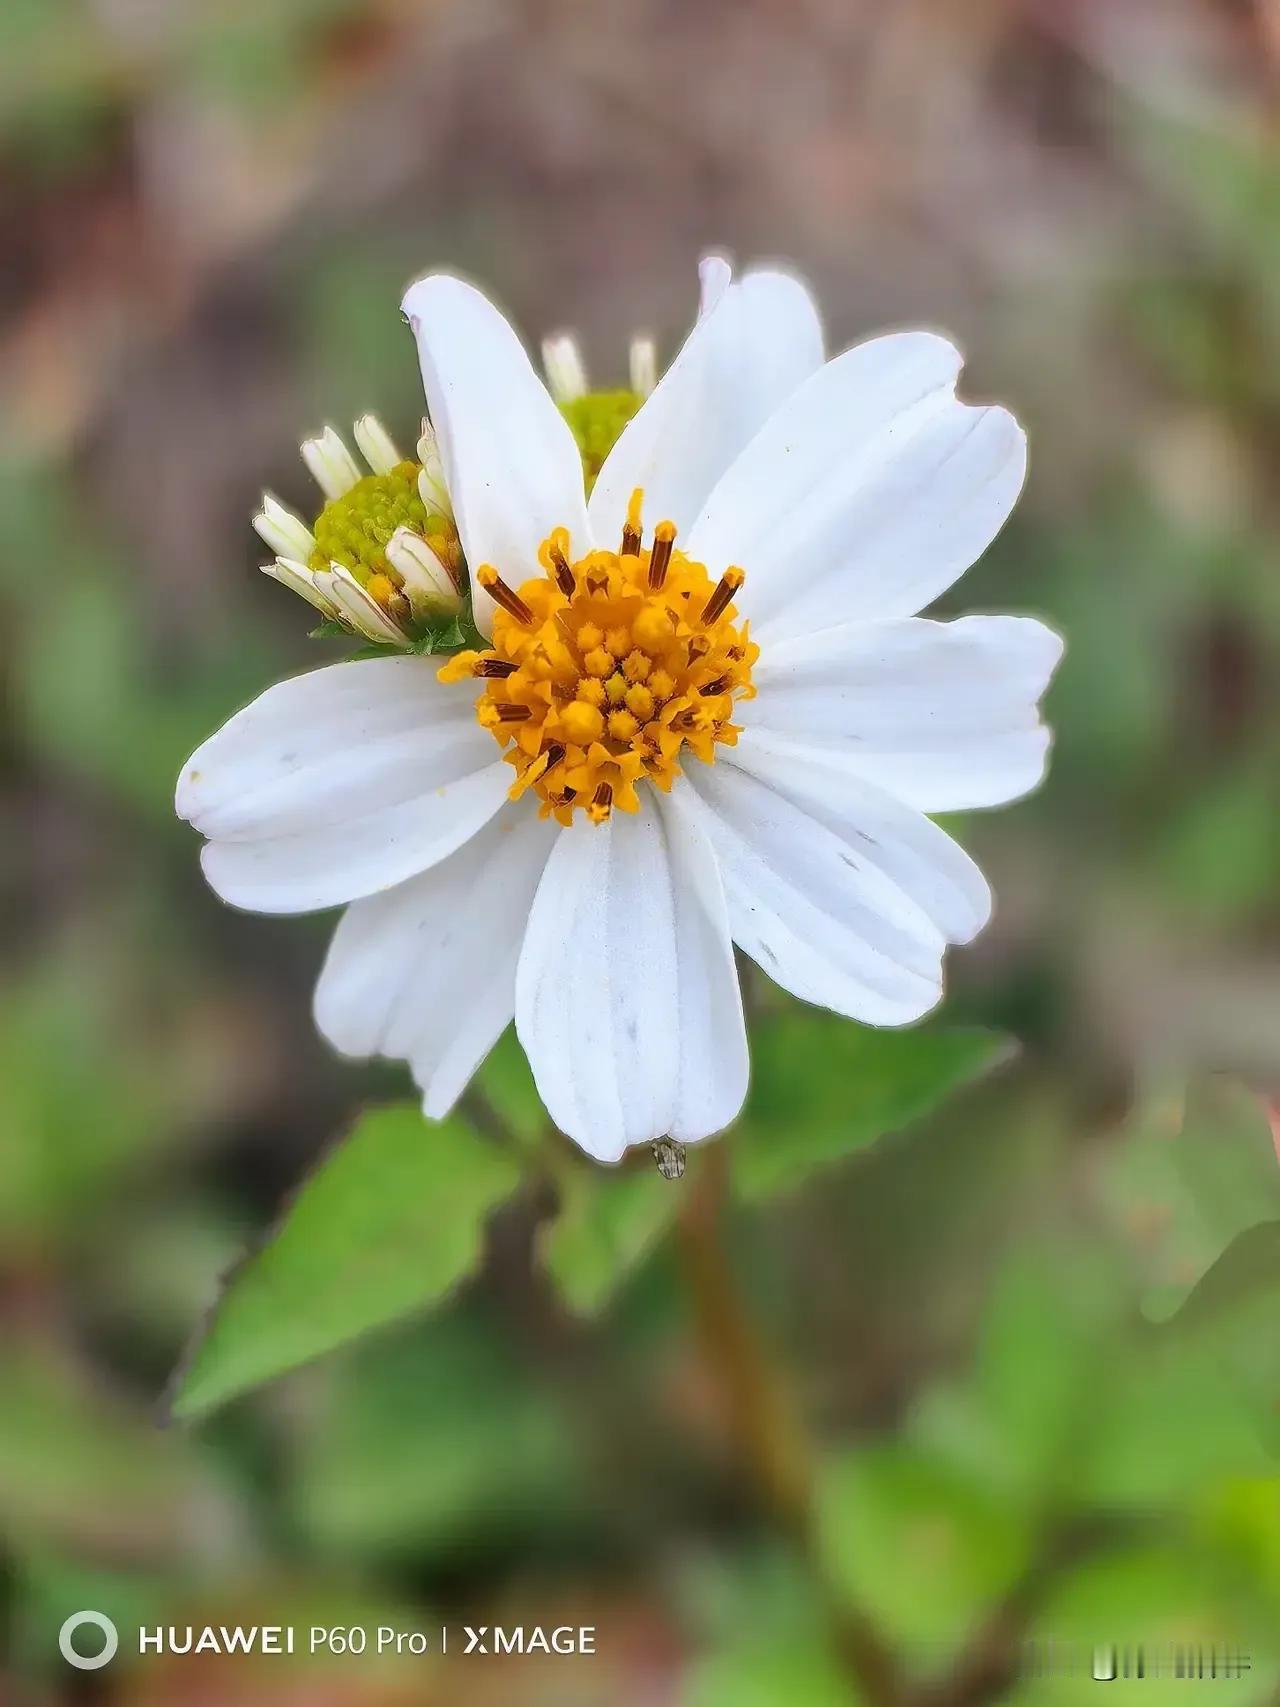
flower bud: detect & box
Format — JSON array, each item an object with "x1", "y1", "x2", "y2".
[
  {"x1": 316, "y1": 564, "x2": 410, "y2": 645},
  {"x1": 385, "y1": 526, "x2": 462, "y2": 620}
]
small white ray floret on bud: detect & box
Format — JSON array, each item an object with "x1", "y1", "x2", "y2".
[
  {"x1": 260, "y1": 557, "x2": 338, "y2": 619},
  {"x1": 385, "y1": 526, "x2": 462, "y2": 620},
  {"x1": 542, "y1": 332, "x2": 589, "y2": 404},
  {"x1": 253, "y1": 493, "x2": 316, "y2": 562},
  {"x1": 353, "y1": 414, "x2": 403, "y2": 476},
  {"x1": 416, "y1": 421, "x2": 453, "y2": 519},
  {"x1": 629, "y1": 335, "x2": 658, "y2": 399},
  {"x1": 317, "y1": 564, "x2": 411, "y2": 646},
  {"x1": 301, "y1": 426, "x2": 362, "y2": 500}
]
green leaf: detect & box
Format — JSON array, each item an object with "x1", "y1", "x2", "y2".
[
  {"x1": 733, "y1": 1014, "x2": 1013, "y2": 1200},
  {"x1": 815, "y1": 1444, "x2": 1033, "y2": 1660},
  {"x1": 1078, "y1": 1330, "x2": 1276, "y2": 1506},
  {"x1": 1101, "y1": 1079, "x2": 1280, "y2": 1319},
  {"x1": 1150, "y1": 1221, "x2": 1280, "y2": 1456},
  {"x1": 474, "y1": 1026, "x2": 548, "y2": 1148},
  {"x1": 913, "y1": 1242, "x2": 1130, "y2": 1505},
  {"x1": 292, "y1": 1319, "x2": 579, "y2": 1557},
  {"x1": 541, "y1": 1165, "x2": 681, "y2": 1316},
  {"x1": 686, "y1": 1638, "x2": 860, "y2": 1707},
  {"x1": 169, "y1": 1105, "x2": 521, "y2": 1420}
]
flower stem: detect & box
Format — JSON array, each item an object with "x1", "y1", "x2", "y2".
[{"x1": 675, "y1": 1143, "x2": 901, "y2": 1707}]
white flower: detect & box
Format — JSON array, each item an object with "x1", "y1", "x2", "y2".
[
  {"x1": 254, "y1": 415, "x2": 462, "y2": 646},
  {"x1": 178, "y1": 258, "x2": 1062, "y2": 1166}
]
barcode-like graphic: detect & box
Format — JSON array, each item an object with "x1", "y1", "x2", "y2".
[{"x1": 1025, "y1": 1639, "x2": 1252, "y2": 1682}]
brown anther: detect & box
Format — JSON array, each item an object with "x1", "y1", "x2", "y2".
[
  {"x1": 544, "y1": 742, "x2": 566, "y2": 770},
  {"x1": 699, "y1": 675, "x2": 731, "y2": 697},
  {"x1": 492, "y1": 702, "x2": 533, "y2": 723},
  {"x1": 550, "y1": 541, "x2": 576, "y2": 597},
  {"x1": 621, "y1": 488, "x2": 645, "y2": 557},
  {"x1": 474, "y1": 656, "x2": 518, "y2": 678},
  {"x1": 648, "y1": 521, "x2": 676, "y2": 589},
  {"x1": 476, "y1": 564, "x2": 534, "y2": 624},
  {"x1": 588, "y1": 781, "x2": 614, "y2": 822},
  {"x1": 701, "y1": 566, "x2": 745, "y2": 625}
]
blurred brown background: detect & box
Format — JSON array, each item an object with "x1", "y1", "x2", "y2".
[{"x1": 4, "y1": 2, "x2": 1280, "y2": 1703}]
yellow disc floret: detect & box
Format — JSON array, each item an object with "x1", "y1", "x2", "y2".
[{"x1": 440, "y1": 493, "x2": 758, "y2": 827}]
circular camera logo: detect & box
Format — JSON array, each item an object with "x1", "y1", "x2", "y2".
[{"x1": 59, "y1": 1611, "x2": 119, "y2": 1671}]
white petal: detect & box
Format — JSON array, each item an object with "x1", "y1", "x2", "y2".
[
  {"x1": 260, "y1": 558, "x2": 337, "y2": 619},
  {"x1": 402, "y1": 275, "x2": 589, "y2": 636},
  {"x1": 385, "y1": 528, "x2": 461, "y2": 619},
  {"x1": 416, "y1": 421, "x2": 453, "y2": 519},
  {"x1": 589, "y1": 267, "x2": 825, "y2": 546},
  {"x1": 687, "y1": 333, "x2": 1026, "y2": 642},
  {"x1": 629, "y1": 334, "x2": 657, "y2": 398},
  {"x1": 744, "y1": 615, "x2": 1063, "y2": 811},
  {"x1": 726, "y1": 735, "x2": 992, "y2": 945},
  {"x1": 176, "y1": 657, "x2": 510, "y2": 913},
  {"x1": 315, "y1": 803, "x2": 556, "y2": 1117},
  {"x1": 301, "y1": 426, "x2": 362, "y2": 501},
  {"x1": 515, "y1": 793, "x2": 748, "y2": 1162},
  {"x1": 353, "y1": 414, "x2": 403, "y2": 475},
  {"x1": 542, "y1": 332, "x2": 589, "y2": 403},
  {"x1": 699, "y1": 255, "x2": 733, "y2": 316},
  {"x1": 322, "y1": 565, "x2": 408, "y2": 645},
  {"x1": 673, "y1": 760, "x2": 947, "y2": 1027},
  {"x1": 254, "y1": 494, "x2": 316, "y2": 561}
]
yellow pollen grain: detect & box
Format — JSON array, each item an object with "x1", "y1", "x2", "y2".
[
  {"x1": 605, "y1": 626, "x2": 631, "y2": 657},
  {"x1": 576, "y1": 678, "x2": 607, "y2": 708},
  {"x1": 625, "y1": 684, "x2": 655, "y2": 720},
  {"x1": 608, "y1": 709, "x2": 640, "y2": 741},
  {"x1": 622, "y1": 649, "x2": 651, "y2": 683},
  {"x1": 366, "y1": 572, "x2": 396, "y2": 607},
  {"x1": 585, "y1": 647, "x2": 614, "y2": 678},
  {"x1": 577, "y1": 622, "x2": 604, "y2": 653},
  {"x1": 649, "y1": 668, "x2": 675, "y2": 701},
  {"x1": 605, "y1": 672, "x2": 628, "y2": 706}
]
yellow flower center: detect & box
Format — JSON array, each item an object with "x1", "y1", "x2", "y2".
[
  {"x1": 440, "y1": 492, "x2": 757, "y2": 826},
  {"x1": 309, "y1": 461, "x2": 460, "y2": 620}
]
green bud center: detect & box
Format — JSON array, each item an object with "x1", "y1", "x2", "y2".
[
  {"x1": 559, "y1": 390, "x2": 643, "y2": 489},
  {"x1": 309, "y1": 461, "x2": 449, "y2": 586}
]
